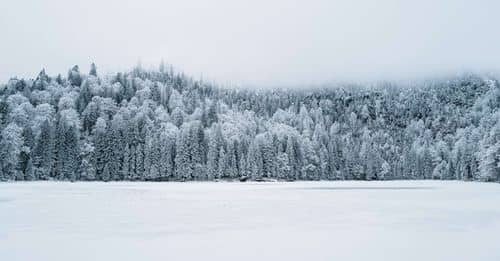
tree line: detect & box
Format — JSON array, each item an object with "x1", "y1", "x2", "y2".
[{"x1": 1, "y1": 63, "x2": 500, "y2": 182}]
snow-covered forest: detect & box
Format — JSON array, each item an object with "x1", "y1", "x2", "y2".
[{"x1": 1, "y1": 64, "x2": 500, "y2": 182}]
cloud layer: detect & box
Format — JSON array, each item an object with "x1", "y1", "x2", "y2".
[{"x1": 1, "y1": 0, "x2": 500, "y2": 86}]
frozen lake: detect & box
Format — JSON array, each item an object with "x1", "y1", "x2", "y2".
[{"x1": 1, "y1": 181, "x2": 499, "y2": 261}]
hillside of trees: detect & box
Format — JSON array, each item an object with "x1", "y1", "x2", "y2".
[{"x1": 1, "y1": 63, "x2": 500, "y2": 182}]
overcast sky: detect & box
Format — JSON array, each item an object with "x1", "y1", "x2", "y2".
[{"x1": 1, "y1": 0, "x2": 500, "y2": 86}]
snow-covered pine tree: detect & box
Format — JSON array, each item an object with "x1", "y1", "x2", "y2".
[{"x1": 0, "y1": 123, "x2": 24, "y2": 180}]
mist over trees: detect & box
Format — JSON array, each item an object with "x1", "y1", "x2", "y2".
[{"x1": 1, "y1": 64, "x2": 500, "y2": 182}]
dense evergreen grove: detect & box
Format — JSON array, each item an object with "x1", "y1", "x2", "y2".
[{"x1": 1, "y1": 63, "x2": 500, "y2": 182}]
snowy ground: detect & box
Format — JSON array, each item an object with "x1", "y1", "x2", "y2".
[{"x1": 1, "y1": 181, "x2": 499, "y2": 261}]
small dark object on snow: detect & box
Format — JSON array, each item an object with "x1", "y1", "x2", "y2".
[
  {"x1": 255, "y1": 178, "x2": 277, "y2": 182},
  {"x1": 239, "y1": 176, "x2": 249, "y2": 182}
]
